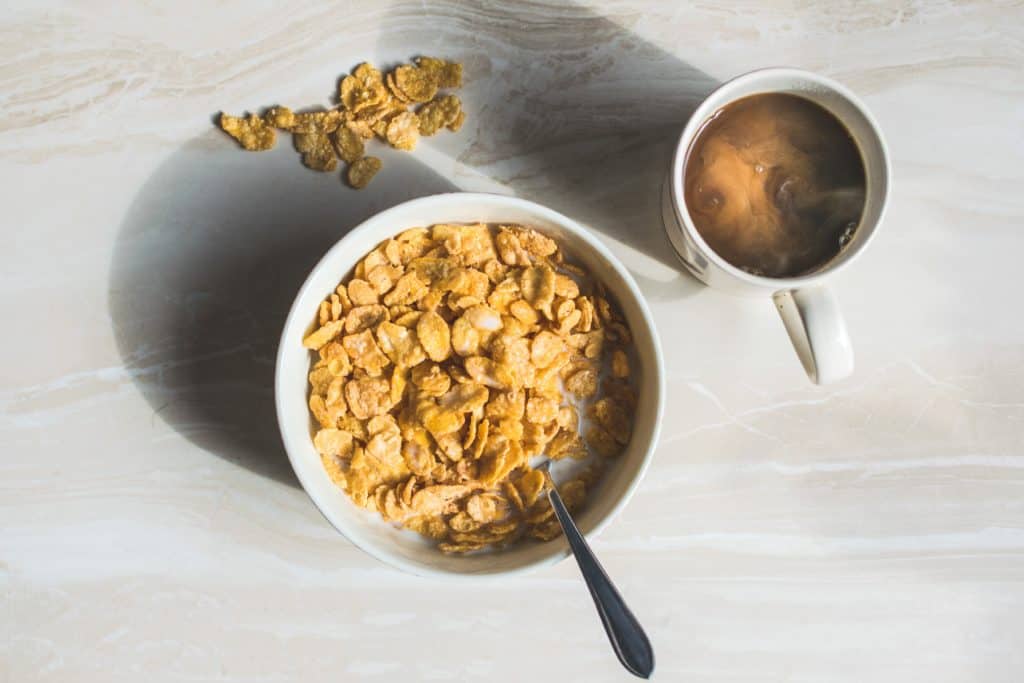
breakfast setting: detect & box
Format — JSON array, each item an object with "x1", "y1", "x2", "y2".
[{"x1": 4, "y1": 2, "x2": 1022, "y2": 681}]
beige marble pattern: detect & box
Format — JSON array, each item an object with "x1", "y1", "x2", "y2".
[{"x1": 2, "y1": 0, "x2": 1023, "y2": 680}]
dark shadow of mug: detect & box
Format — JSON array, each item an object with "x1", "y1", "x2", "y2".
[{"x1": 381, "y1": 3, "x2": 718, "y2": 294}]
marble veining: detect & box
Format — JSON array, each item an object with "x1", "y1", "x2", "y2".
[{"x1": 2, "y1": 1, "x2": 1023, "y2": 681}]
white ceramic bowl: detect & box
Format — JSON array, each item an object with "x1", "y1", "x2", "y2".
[{"x1": 275, "y1": 193, "x2": 664, "y2": 578}]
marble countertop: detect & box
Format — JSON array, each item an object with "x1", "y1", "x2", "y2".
[{"x1": 3, "y1": 1, "x2": 1023, "y2": 681}]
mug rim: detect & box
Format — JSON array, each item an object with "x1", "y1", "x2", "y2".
[{"x1": 669, "y1": 67, "x2": 891, "y2": 289}]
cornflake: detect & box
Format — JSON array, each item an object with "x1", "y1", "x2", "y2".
[
  {"x1": 385, "y1": 111, "x2": 419, "y2": 151},
  {"x1": 303, "y1": 224, "x2": 636, "y2": 553},
  {"x1": 393, "y1": 64, "x2": 439, "y2": 103},
  {"x1": 219, "y1": 113, "x2": 275, "y2": 151},
  {"x1": 217, "y1": 56, "x2": 466, "y2": 188},
  {"x1": 332, "y1": 126, "x2": 365, "y2": 163},
  {"x1": 416, "y1": 95, "x2": 463, "y2": 136},
  {"x1": 347, "y1": 157, "x2": 382, "y2": 189},
  {"x1": 294, "y1": 132, "x2": 338, "y2": 172}
]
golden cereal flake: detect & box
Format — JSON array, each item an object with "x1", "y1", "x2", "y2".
[
  {"x1": 290, "y1": 109, "x2": 344, "y2": 134},
  {"x1": 345, "y1": 117, "x2": 375, "y2": 140},
  {"x1": 484, "y1": 390, "x2": 525, "y2": 422},
  {"x1": 358, "y1": 99, "x2": 407, "y2": 128},
  {"x1": 394, "y1": 64, "x2": 439, "y2": 103},
  {"x1": 347, "y1": 156, "x2": 382, "y2": 189},
  {"x1": 411, "y1": 484, "x2": 471, "y2": 516},
  {"x1": 577, "y1": 295, "x2": 596, "y2": 332},
  {"x1": 313, "y1": 428, "x2": 354, "y2": 458},
  {"x1": 386, "y1": 71, "x2": 413, "y2": 104},
  {"x1": 446, "y1": 109, "x2": 467, "y2": 132},
  {"x1": 589, "y1": 397, "x2": 632, "y2": 445},
  {"x1": 351, "y1": 281, "x2": 382, "y2": 310},
  {"x1": 385, "y1": 111, "x2": 420, "y2": 151},
  {"x1": 509, "y1": 300, "x2": 539, "y2": 326},
  {"x1": 366, "y1": 264, "x2": 403, "y2": 296},
  {"x1": 342, "y1": 330, "x2": 391, "y2": 376},
  {"x1": 344, "y1": 376, "x2": 393, "y2": 420},
  {"x1": 416, "y1": 311, "x2": 452, "y2": 362},
  {"x1": 325, "y1": 375, "x2": 345, "y2": 406},
  {"x1": 547, "y1": 428, "x2": 587, "y2": 460},
  {"x1": 525, "y1": 395, "x2": 559, "y2": 425},
  {"x1": 293, "y1": 132, "x2": 338, "y2": 172},
  {"x1": 340, "y1": 63, "x2": 388, "y2": 113},
  {"x1": 309, "y1": 394, "x2": 346, "y2": 429},
  {"x1": 332, "y1": 125, "x2": 365, "y2": 163},
  {"x1": 308, "y1": 365, "x2": 334, "y2": 396},
  {"x1": 263, "y1": 106, "x2": 296, "y2": 129},
  {"x1": 383, "y1": 272, "x2": 429, "y2": 307},
  {"x1": 465, "y1": 492, "x2": 509, "y2": 523},
  {"x1": 344, "y1": 304, "x2": 389, "y2": 334},
  {"x1": 554, "y1": 274, "x2": 580, "y2": 298},
  {"x1": 402, "y1": 429, "x2": 435, "y2": 475},
  {"x1": 302, "y1": 320, "x2": 344, "y2": 350},
  {"x1": 439, "y1": 382, "x2": 489, "y2": 414},
  {"x1": 512, "y1": 227, "x2": 558, "y2": 258},
  {"x1": 516, "y1": 468, "x2": 546, "y2": 508},
  {"x1": 415, "y1": 56, "x2": 463, "y2": 89},
  {"x1": 564, "y1": 365, "x2": 599, "y2": 398},
  {"x1": 329, "y1": 294, "x2": 343, "y2": 321},
  {"x1": 411, "y1": 362, "x2": 451, "y2": 396},
  {"x1": 416, "y1": 95, "x2": 462, "y2": 136},
  {"x1": 586, "y1": 424, "x2": 622, "y2": 458},
  {"x1": 448, "y1": 511, "x2": 480, "y2": 533},
  {"x1": 375, "y1": 321, "x2": 427, "y2": 368},
  {"x1": 405, "y1": 514, "x2": 449, "y2": 539},
  {"x1": 399, "y1": 475, "x2": 418, "y2": 508},
  {"x1": 219, "y1": 113, "x2": 275, "y2": 151},
  {"x1": 519, "y1": 265, "x2": 556, "y2": 313},
  {"x1": 530, "y1": 330, "x2": 565, "y2": 368}
]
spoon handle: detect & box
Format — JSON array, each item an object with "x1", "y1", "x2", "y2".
[{"x1": 546, "y1": 487, "x2": 655, "y2": 679}]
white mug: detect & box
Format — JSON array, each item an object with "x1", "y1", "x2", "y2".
[{"x1": 661, "y1": 68, "x2": 891, "y2": 384}]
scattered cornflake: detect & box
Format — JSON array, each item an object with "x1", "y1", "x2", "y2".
[
  {"x1": 216, "y1": 56, "x2": 465, "y2": 188},
  {"x1": 415, "y1": 56, "x2": 463, "y2": 88},
  {"x1": 416, "y1": 95, "x2": 462, "y2": 136},
  {"x1": 290, "y1": 109, "x2": 344, "y2": 134},
  {"x1": 385, "y1": 111, "x2": 420, "y2": 151},
  {"x1": 294, "y1": 132, "x2": 338, "y2": 172},
  {"x1": 263, "y1": 106, "x2": 296, "y2": 129},
  {"x1": 219, "y1": 113, "x2": 275, "y2": 151},
  {"x1": 393, "y1": 64, "x2": 439, "y2": 103},
  {"x1": 347, "y1": 156, "x2": 382, "y2": 189},
  {"x1": 332, "y1": 125, "x2": 365, "y2": 163}
]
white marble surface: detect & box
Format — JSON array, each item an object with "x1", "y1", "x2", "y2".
[{"x1": 2, "y1": 1, "x2": 1023, "y2": 681}]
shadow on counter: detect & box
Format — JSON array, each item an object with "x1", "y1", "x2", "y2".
[
  {"x1": 109, "y1": 3, "x2": 717, "y2": 486},
  {"x1": 109, "y1": 139, "x2": 456, "y2": 487}
]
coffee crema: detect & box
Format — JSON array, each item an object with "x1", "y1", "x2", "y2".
[{"x1": 684, "y1": 93, "x2": 866, "y2": 278}]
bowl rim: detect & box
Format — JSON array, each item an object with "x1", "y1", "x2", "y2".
[{"x1": 274, "y1": 191, "x2": 665, "y2": 579}]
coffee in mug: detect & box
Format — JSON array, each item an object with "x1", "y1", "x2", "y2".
[{"x1": 683, "y1": 93, "x2": 866, "y2": 279}]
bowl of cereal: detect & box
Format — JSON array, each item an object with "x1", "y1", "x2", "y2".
[{"x1": 275, "y1": 192, "x2": 663, "y2": 577}]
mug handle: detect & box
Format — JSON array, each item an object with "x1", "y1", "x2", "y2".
[{"x1": 773, "y1": 286, "x2": 854, "y2": 384}]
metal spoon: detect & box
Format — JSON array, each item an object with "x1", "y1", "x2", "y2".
[{"x1": 537, "y1": 461, "x2": 655, "y2": 678}]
